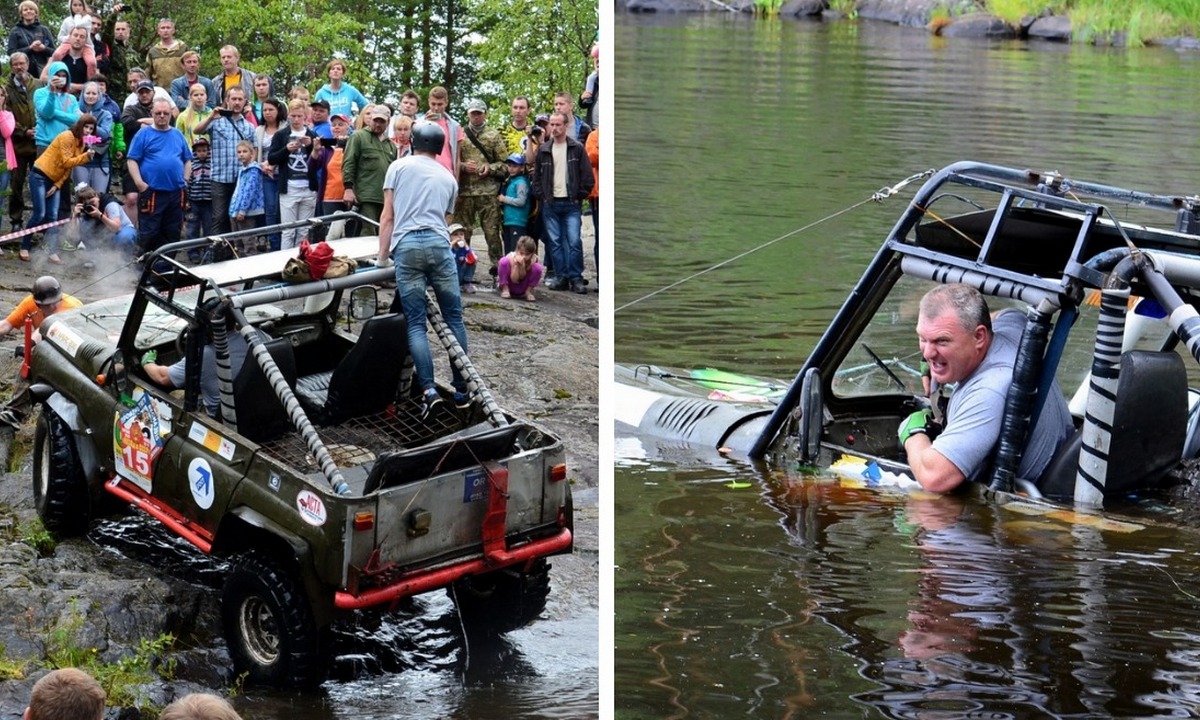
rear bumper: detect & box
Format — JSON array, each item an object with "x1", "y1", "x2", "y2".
[{"x1": 333, "y1": 527, "x2": 574, "y2": 610}]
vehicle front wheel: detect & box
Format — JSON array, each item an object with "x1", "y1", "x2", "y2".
[
  {"x1": 221, "y1": 551, "x2": 322, "y2": 687},
  {"x1": 450, "y1": 558, "x2": 552, "y2": 634},
  {"x1": 32, "y1": 406, "x2": 90, "y2": 536}
]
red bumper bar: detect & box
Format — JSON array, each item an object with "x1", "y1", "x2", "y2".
[{"x1": 334, "y1": 527, "x2": 573, "y2": 610}]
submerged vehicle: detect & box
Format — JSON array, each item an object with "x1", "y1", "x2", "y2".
[
  {"x1": 617, "y1": 161, "x2": 1200, "y2": 509},
  {"x1": 28, "y1": 217, "x2": 574, "y2": 686}
]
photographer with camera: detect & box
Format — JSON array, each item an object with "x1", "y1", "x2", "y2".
[{"x1": 71, "y1": 183, "x2": 135, "y2": 256}]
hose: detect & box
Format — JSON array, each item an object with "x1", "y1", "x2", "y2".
[{"x1": 424, "y1": 289, "x2": 507, "y2": 427}]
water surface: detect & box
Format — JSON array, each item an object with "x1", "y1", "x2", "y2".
[{"x1": 615, "y1": 12, "x2": 1200, "y2": 718}]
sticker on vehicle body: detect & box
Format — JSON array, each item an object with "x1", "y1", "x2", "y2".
[
  {"x1": 268, "y1": 473, "x2": 281, "y2": 492},
  {"x1": 187, "y1": 421, "x2": 235, "y2": 461},
  {"x1": 188, "y1": 457, "x2": 215, "y2": 509},
  {"x1": 44, "y1": 321, "x2": 84, "y2": 358},
  {"x1": 296, "y1": 490, "x2": 326, "y2": 526},
  {"x1": 113, "y1": 388, "x2": 171, "y2": 492},
  {"x1": 463, "y1": 467, "x2": 490, "y2": 503}
]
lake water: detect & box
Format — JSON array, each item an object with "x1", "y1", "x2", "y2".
[{"x1": 614, "y1": 11, "x2": 1200, "y2": 718}]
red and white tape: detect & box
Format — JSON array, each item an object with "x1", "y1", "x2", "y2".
[{"x1": 0, "y1": 218, "x2": 73, "y2": 246}]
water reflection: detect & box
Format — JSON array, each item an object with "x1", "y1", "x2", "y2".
[{"x1": 617, "y1": 449, "x2": 1200, "y2": 717}]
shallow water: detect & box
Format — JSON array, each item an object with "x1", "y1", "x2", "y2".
[{"x1": 615, "y1": 12, "x2": 1200, "y2": 718}]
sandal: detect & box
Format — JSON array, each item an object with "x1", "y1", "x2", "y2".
[{"x1": 18, "y1": 249, "x2": 29, "y2": 261}]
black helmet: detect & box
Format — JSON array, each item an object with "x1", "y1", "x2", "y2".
[
  {"x1": 411, "y1": 121, "x2": 445, "y2": 155},
  {"x1": 32, "y1": 276, "x2": 62, "y2": 306}
]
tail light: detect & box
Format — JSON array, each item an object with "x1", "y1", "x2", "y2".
[{"x1": 550, "y1": 463, "x2": 567, "y2": 482}]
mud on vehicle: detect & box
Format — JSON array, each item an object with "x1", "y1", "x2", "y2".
[{"x1": 28, "y1": 218, "x2": 574, "y2": 686}]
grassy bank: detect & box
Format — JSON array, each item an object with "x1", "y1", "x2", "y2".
[
  {"x1": 987, "y1": 0, "x2": 1200, "y2": 44},
  {"x1": 754, "y1": 0, "x2": 1200, "y2": 45}
]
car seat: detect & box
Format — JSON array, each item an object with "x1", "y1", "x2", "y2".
[
  {"x1": 232, "y1": 337, "x2": 298, "y2": 443},
  {"x1": 294, "y1": 313, "x2": 409, "y2": 425}
]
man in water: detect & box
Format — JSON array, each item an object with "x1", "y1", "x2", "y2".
[{"x1": 897, "y1": 284, "x2": 1074, "y2": 494}]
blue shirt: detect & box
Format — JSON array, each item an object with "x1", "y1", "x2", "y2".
[
  {"x1": 204, "y1": 114, "x2": 255, "y2": 183},
  {"x1": 127, "y1": 125, "x2": 192, "y2": 190},
  {"x1": 314, "y1": 83, "x2": 370, "y2": 120}
]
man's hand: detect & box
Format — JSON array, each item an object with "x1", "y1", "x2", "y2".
[
  {"x1": 373, "y1": 256, "x2": 393, "y2": 268},
  {"x1": 140, "y1": 349, "x2": 157, "y2": 367},
  {"x1": 898, "y1": 409, "x2": 940, "y2": 446}
]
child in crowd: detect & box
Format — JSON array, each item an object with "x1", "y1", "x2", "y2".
[
  {"x1": 228, "y1": 139, "x2": 264, "y2": 253},
  {"x1": 449, "y1": 222, "x2": 477, "y2": 294},
  {"x1": 498, "y1": 235, "x2": 543, "y2": 302},
  {"x1": 185, "y1": 137, "x2": 212, "y2": 262},
  {"x1": 52, "y1": 0, "x2": 97, "y2": 78},
  {"x1": 498, "y1": 152, "x2": 530, "y2": 255}
]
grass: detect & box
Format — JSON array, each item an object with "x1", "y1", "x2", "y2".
[
  {"x1": 982, "y1": 0, "x2": 1200, "y2": 44},
  {"x1": 14, "y1": 601, "x2": 178, "y2": 710},
  {"x1": 748, "y1": 0, "x2": 1200, "y2": 44}
]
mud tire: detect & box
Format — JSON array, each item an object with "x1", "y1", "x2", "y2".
[
  {"x1": 32, "y1": 406, "x2": 90, "y2": 536},
  {"x1": 221, "y1": 551, "x2": 321, "y2": 687},
  {"x1": 451, "y1": 558, "x2": 552, "y2": 634}
]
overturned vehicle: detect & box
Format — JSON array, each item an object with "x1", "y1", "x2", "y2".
[
  {"x1": 617, "y1": 161, "x2": 1200, "y2": 510},
  {"x1": 27, "y1": 219, "x2": 574, "y2": 686}
]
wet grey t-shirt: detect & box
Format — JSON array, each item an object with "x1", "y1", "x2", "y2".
[{"x1": 933, "y1": 310, "x2": 1074, "y2": 483}]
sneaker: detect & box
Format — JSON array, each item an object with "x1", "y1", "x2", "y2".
[
  {"x1": 453, "y1": 391, "x2": 471, "y2": 409},
  {"x1": 463, "y1": 283, "x2": 477, "y2": 294},
  {"x1": 59, "y1": 239, "x2": 76, "y2": 252},
  {"x1": 500, "y1": 287, "x2": 511, "y2": 299},
  {"x1": 570, "y1": 279, "x2": 587, "y2": 294},
  {"x1": 419, "y1": 389, "x2": 443, "y2": 419},
  {"x1": 547, "y1": 278, "x2": 568, "y2": 291}
]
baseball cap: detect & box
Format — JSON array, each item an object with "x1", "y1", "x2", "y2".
[
  {"x1": 310, "y1": 99, "x2": 330, "y2": 111},
  {"x1": 135, "y1": 79, "x2": 154, "y2": 91},
  {"x1": 331, "y1": 112, "x2": 350, "y2": 123},
  {"x1": 370, "y1": 105, "x2": 392, "y2": 121},
  {"x1": 534, "y1": 113, "x2": 549, "y2": 126},
  {"x1": 192, "y1": 137, "x2": 210, "y2": 147},
  {"x1": 466, "y1": 99, "x2": 487, "y2": 113},
  {"x1": 505, "y1": 152, "x2": 525, "y2": 165},
  {"x1": 447, "y1": 223, "x2": 466, "y2": 236}
]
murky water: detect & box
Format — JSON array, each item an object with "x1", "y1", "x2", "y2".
[
  {"x1": 91, "y1": 513, "x2": 597, "y2": 718},
  {"x1": 615, "y1": 12, "x2": 1200, "y2": 718}
]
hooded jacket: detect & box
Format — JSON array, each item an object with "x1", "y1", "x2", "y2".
[{"x1": 33, "y1": 61, "x2": 81, "y2": 148}]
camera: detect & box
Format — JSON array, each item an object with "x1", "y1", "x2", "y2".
[
  {"x1": 219, "y1": 108, "x2": 233, "y2": 118},
  {"x1": 529, "y1": 126, "x2": 544, "y2": 139},
  {"x1": 334, "y1": 137, "x2": 348, "y2": 148},
  {"x1": 84, "y1": 202, "x2": 99, "y2": 215}
]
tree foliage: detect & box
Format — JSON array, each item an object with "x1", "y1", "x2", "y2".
[{"x1": 0, "y1": 0, "x2": 597, "y2": 118}]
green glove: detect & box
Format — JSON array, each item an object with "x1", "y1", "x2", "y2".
[
  {"x1": 140, "y1": 349, "x2": 157, "y2": 367},
  {"x1": 898, "y1": 409, "x2": 937, "y2": 446}
]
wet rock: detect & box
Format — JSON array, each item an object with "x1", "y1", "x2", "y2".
[
  {"x1": 855, "y1": 0, "x2": 943, "y2": 29},
  {"x1": 625, "y1": 0, "x2": 718, "y2": 12},
  {"x1": 1028, "y1": 14, "x2": 1072, "y2": 41},
  {"x1": 779, "y1": 0, "x2": 824, "y2": 17},
  {"x1": 938, "y1": 13, "x2": 1017, "y2": 39}
]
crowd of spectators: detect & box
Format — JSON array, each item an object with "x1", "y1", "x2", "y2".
[{"x1": 0, "y1": 0, "x2": 598, "y2": 296}]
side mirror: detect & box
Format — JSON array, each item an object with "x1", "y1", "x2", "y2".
[
  {"x1": 105, "y1": 349, "x2": 132, "y2": 397},
  {"x1": 349, "y1": 286, "x2": 378, "y2": 320}
]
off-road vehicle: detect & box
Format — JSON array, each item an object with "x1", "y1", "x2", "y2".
[{"x1": 28, "y1": 220, "x2": 574, "y2": 685}]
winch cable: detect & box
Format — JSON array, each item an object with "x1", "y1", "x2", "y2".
[
  {"x1": 615, "y1": 170, "x2": 934, "y2": 314},
  {"x1": 424, "y1": 289, "x2": 508, "y2": 427}
]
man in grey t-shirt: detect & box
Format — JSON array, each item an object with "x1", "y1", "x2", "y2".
[{"x1": 898, "y1": 284, "x2": 1074, "y2": 494}]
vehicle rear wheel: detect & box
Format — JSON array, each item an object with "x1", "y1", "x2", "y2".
[
  {"x1": 221, "y1": 551, "x2": 321, "y2": 687},
  {"x1": 32, "y1": 406, "x2": 90, "y2": 536},
  {"x1": 450, "y1": 558, "x2": 552, "y2": 634}
]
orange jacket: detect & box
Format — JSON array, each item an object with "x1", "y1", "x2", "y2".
[{"x1": 585, "y1": 128, "x2": 599, "y2": 201}]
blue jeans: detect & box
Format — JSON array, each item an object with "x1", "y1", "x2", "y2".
[
  {"x1": 542, "y1": 198, "x2": 583, "y2": 282},
  {"x1": 392, "y1": 229, "x2": 468, "y2": 394},
  {"x1": 263, "y1": 176, "x2": 280, "y2": 251},
  {"x1": 26, "y1": 171, "x2": 60, "y2": 252}
]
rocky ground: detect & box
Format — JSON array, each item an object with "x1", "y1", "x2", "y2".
[{"x1": 0, "y1": 221, "x2": 599, "y2": 715}]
